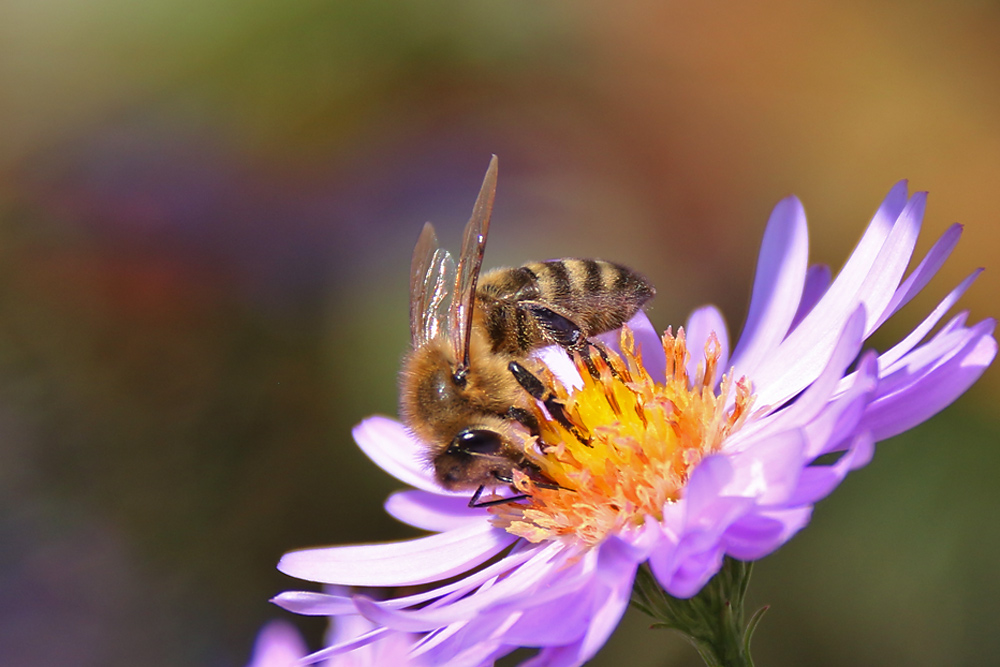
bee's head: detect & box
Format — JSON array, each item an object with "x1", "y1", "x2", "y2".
[
  {"x1": 434, "y1": 423, "x2": 558, "y2": 493},
  {"x1": 434, "y1": 425, "x2": 518, "y2": 491},
  {"x1": 399, "y1": 333, "x2": 536, "y2": 493}
]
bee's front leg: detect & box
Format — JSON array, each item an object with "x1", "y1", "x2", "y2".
[
  {"x1": 508, "y1": 361, "x2": 590, "y2": 447},
  {"x1": 506, "y1": 406, "x2": 539, "y2": 434}
]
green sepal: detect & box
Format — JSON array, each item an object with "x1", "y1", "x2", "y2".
[
  {"x1": 743, "y1": 604, "x2": 770, "y2": 655},
  {"x1": 630, "y1": 558, "x2": 764, "y2": 667}
]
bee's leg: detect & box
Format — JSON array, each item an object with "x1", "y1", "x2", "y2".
[
  {"x1": 471, "y1": 468, "x2": 566, "y2": 507},
  {"x1": 506, "y1": 406, "x2": 539, "y2": 435},
  {"x1": 468, "y1": 480, "x2": 529, "y2": 508},
  {"x1": 520, "y1": 303, "x2": 616, "y2": 380},
  {"x1": 508, "y1": 361, "x2": 590, "y2": 447},
  {"x1": 572, "y1": 343, "x2": 613, "y2": 380},
  {"x1": 522, "y1": 302, "x2": 587, "y2": 350},
  {"x1": 506, "y1": 406, "x2": 559, "y2": 458},
  {"x1": 582, "y1": 342, "x2": 621, "y2": 380},
  {"x1": 508, "y1": 361, "x2": 573, "y2": 428}
]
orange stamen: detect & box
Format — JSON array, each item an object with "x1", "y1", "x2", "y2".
[{"x1": 490, "y1": 327, "x2": 755, "y2": 548}]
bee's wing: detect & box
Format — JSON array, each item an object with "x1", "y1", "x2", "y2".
[
  {"x1": 449, "y1": 155, "x2": 498, "y2": 372},
  {"x1": 410, "y1": 222, "x2": 456, "y2": 346}
]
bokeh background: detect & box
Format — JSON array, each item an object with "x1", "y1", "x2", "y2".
[{"x1": 2, "y1": 1, "x2": 999, "y2": 665}]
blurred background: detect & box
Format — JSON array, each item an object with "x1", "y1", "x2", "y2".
[{"x1": 1, "y1": 0, "x2": 998, "y2": 665}]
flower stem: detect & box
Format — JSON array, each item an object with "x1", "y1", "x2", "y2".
[{"x1": 630, "y1": 558, "x2": 767, "y2": 667}]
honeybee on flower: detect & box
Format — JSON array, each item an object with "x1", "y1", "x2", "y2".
[{"x1": 274, "y1": 173, "x2": 995, "y2": 667}]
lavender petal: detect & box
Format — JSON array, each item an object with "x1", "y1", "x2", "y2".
[
  {"x1": 789, "y1": 264, "x2": 832, "y2": 331},
  {"x1": 353, "y1": 416, "x2": 460, "y2": 495},
  {"x1": 270, "y1": 590, "x2": 355, "y2": 616},
  {"x1": 861, "y1": 324, "x2": 996, "y2": 440},
  {"x1": 247, "y1": 620, "x2": 307, "y2": 667},
  {"x1": 685, "y1": 305, "x2": 730, "y2": 385},
  {"x1": 278, "y1": 520, "x2": 516, "y2": 586},
  {"x1": 729, "y1": 195, "x2": 809, "y2": 379},
  {"x1": 722, "y1": 506, "x2": 813, "y2": 560},
  {"x1": 384, "y1": 490, "x2": 484, "y2": 532},
  {"x1": 873, "y1": 222, "x2": 963, "y2": 329}
]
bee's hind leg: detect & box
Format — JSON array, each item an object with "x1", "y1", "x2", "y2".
[
  {"x1": 520, "y1": 303, "x2": 613, "y2": 379},
  {"x1": 522, "y1": 302, "x2": 587, "y2": 350}
]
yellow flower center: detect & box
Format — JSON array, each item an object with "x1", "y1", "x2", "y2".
[{"x1": 490, "y1": 327, "x2": 755, "y2": 548}]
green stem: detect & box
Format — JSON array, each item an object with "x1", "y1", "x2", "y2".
[{"x1": 631, "y1": 558, "x2": 767, "y2": 667}]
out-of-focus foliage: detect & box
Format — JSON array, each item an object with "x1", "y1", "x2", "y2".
[{"x1": 1, "y1": 1, "x2": 998, "y2": 665}]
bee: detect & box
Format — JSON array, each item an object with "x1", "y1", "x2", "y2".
[{"x1": 400, "y1": 155, "x2": 655, "y2": 504}]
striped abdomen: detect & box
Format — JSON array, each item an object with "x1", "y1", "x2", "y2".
[{"x1": 475, "y1": 258, "x2": 655, "y2": 356}]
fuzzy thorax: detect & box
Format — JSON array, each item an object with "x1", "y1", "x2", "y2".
[{"x1": 490, "y1": 327, "x2": 755, "y2": 547}]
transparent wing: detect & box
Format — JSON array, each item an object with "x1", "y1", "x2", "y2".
[
  {"x1": 448, "y1": 155, "x2": 498, "y2": 372},
  {"x1": 409, "y1": 222, "x2": 455, "y2": 346}
]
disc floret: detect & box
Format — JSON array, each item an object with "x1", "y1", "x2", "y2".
[{"x1": 492, "y1": 327, "x2": 755, "y2": 547}]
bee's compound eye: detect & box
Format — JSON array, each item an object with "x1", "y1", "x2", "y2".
[{"x1": 451, "y1": 429, "x2": 503, "y2": 456}]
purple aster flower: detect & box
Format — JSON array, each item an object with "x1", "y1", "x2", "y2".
[
  {"x1": 274, "y1": 181, "x2": 995, "y2": 666},
  {"x1": 247, "y1": 612, "x2": 435, "y2": 666},
  {"x1": 247, "y1": 621, "x2": 308, "y2": 667}
]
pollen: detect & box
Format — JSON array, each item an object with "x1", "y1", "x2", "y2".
[{"x1": 490, "y1": 327, "x2": 755, "y2": 548}]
